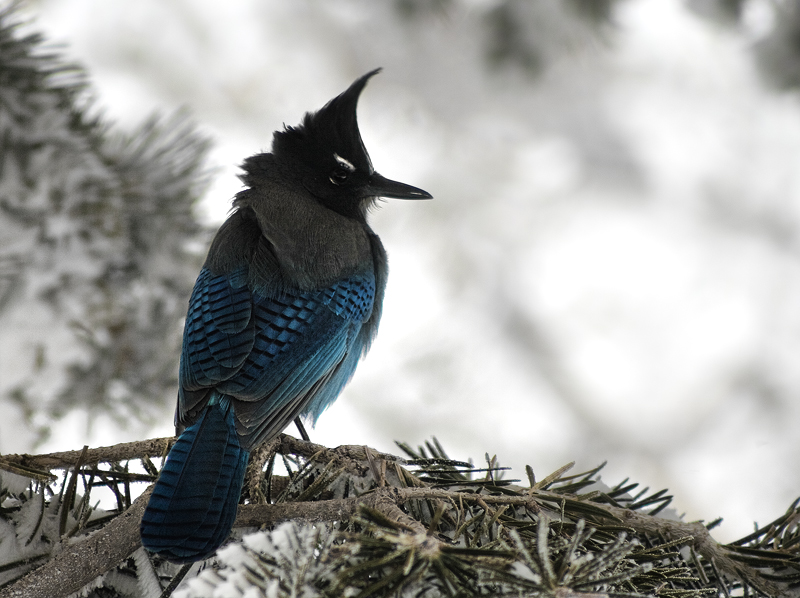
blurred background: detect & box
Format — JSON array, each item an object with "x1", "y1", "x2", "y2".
[{"x1": 2, "y1": 0, "x2": 800, "y2": 543}]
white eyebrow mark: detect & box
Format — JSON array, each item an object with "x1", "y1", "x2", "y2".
[{"x1": 333, "y1": 153, "x2": 355, "y2": 172}]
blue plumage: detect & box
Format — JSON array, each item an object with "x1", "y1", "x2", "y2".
[
  {"x1": 140, "y1": 69, "x2": 431, "y2": 562},
  {"x1": 179, "y1": 269, "x2": 376, "y2": 447},
  {"x1": 140, "y1": 397, "x2": 248, "y2": 562}
]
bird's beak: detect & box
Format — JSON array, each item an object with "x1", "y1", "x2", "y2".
[{"x1": 367, "y1": 172, "x2": 432, "y2": 200}]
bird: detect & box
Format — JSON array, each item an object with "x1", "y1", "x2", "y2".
[{"x1": 139, "y1": 68, "x2": 431, "y2": 563}]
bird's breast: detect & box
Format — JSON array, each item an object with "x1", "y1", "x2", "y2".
[{"x1": 248, "y1": 186, "x2": 374, "y2": 290}]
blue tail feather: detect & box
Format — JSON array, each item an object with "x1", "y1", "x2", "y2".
[{"x1": 141, "y1": 399, "x2": 250, "y2": 562}]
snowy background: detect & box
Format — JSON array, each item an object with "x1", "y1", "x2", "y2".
[{"x1": 4, "y1": 0, "x2": 800, "y2": 543}]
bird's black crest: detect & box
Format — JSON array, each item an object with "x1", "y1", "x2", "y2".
[{"x1": 272, "y1": 68, "x2": 382, "y2": 175}]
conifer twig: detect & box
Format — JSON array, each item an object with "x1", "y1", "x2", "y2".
[{"x1": 0, "y1": 488, "x2": 153, "y2": 598}]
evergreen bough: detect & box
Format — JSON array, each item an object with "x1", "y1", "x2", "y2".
[
  {"x1": 0, "y1": 435, "x2": 797, "y2": 597},
  {"x1": 0, "y1": 4, "x2": 210, "y2": 441}
]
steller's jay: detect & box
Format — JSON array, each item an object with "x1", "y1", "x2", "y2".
[{"x1": 139, "y1": 69, "x2": 431, "y2": 562}]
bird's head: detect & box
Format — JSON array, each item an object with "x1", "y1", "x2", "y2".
[{"x1": 272, "y1": 68, "x2": 431, "y2": 219}]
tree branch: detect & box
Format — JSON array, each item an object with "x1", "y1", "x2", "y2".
[
  {"x1": 0, "y1": 434, "x2": 401, "y2": 473},
  {"x1": 236, "y1": 487, "x2": 427, "y2": 535},
  {"x1": 1, "y1": 437, "x2": 174, "y2": 470}
]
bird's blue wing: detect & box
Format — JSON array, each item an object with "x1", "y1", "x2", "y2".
[
  {"x1": 178, "y1": 267, "x2": 375, "y2": 448},
  {"x1": 180, "y1": 267, "x2": 253, "y2": 391},
  {"x1": 227, "y1": 275, "x2": 376, "y2": 446}
]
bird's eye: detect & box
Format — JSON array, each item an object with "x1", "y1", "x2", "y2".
[{"x1": 329, "y1": 167, "x2": 350, "y2": 185}]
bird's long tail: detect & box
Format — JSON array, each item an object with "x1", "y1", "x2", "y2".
[{"x1": 140, "y1": 398, "x2": 249, "y2": 563}]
